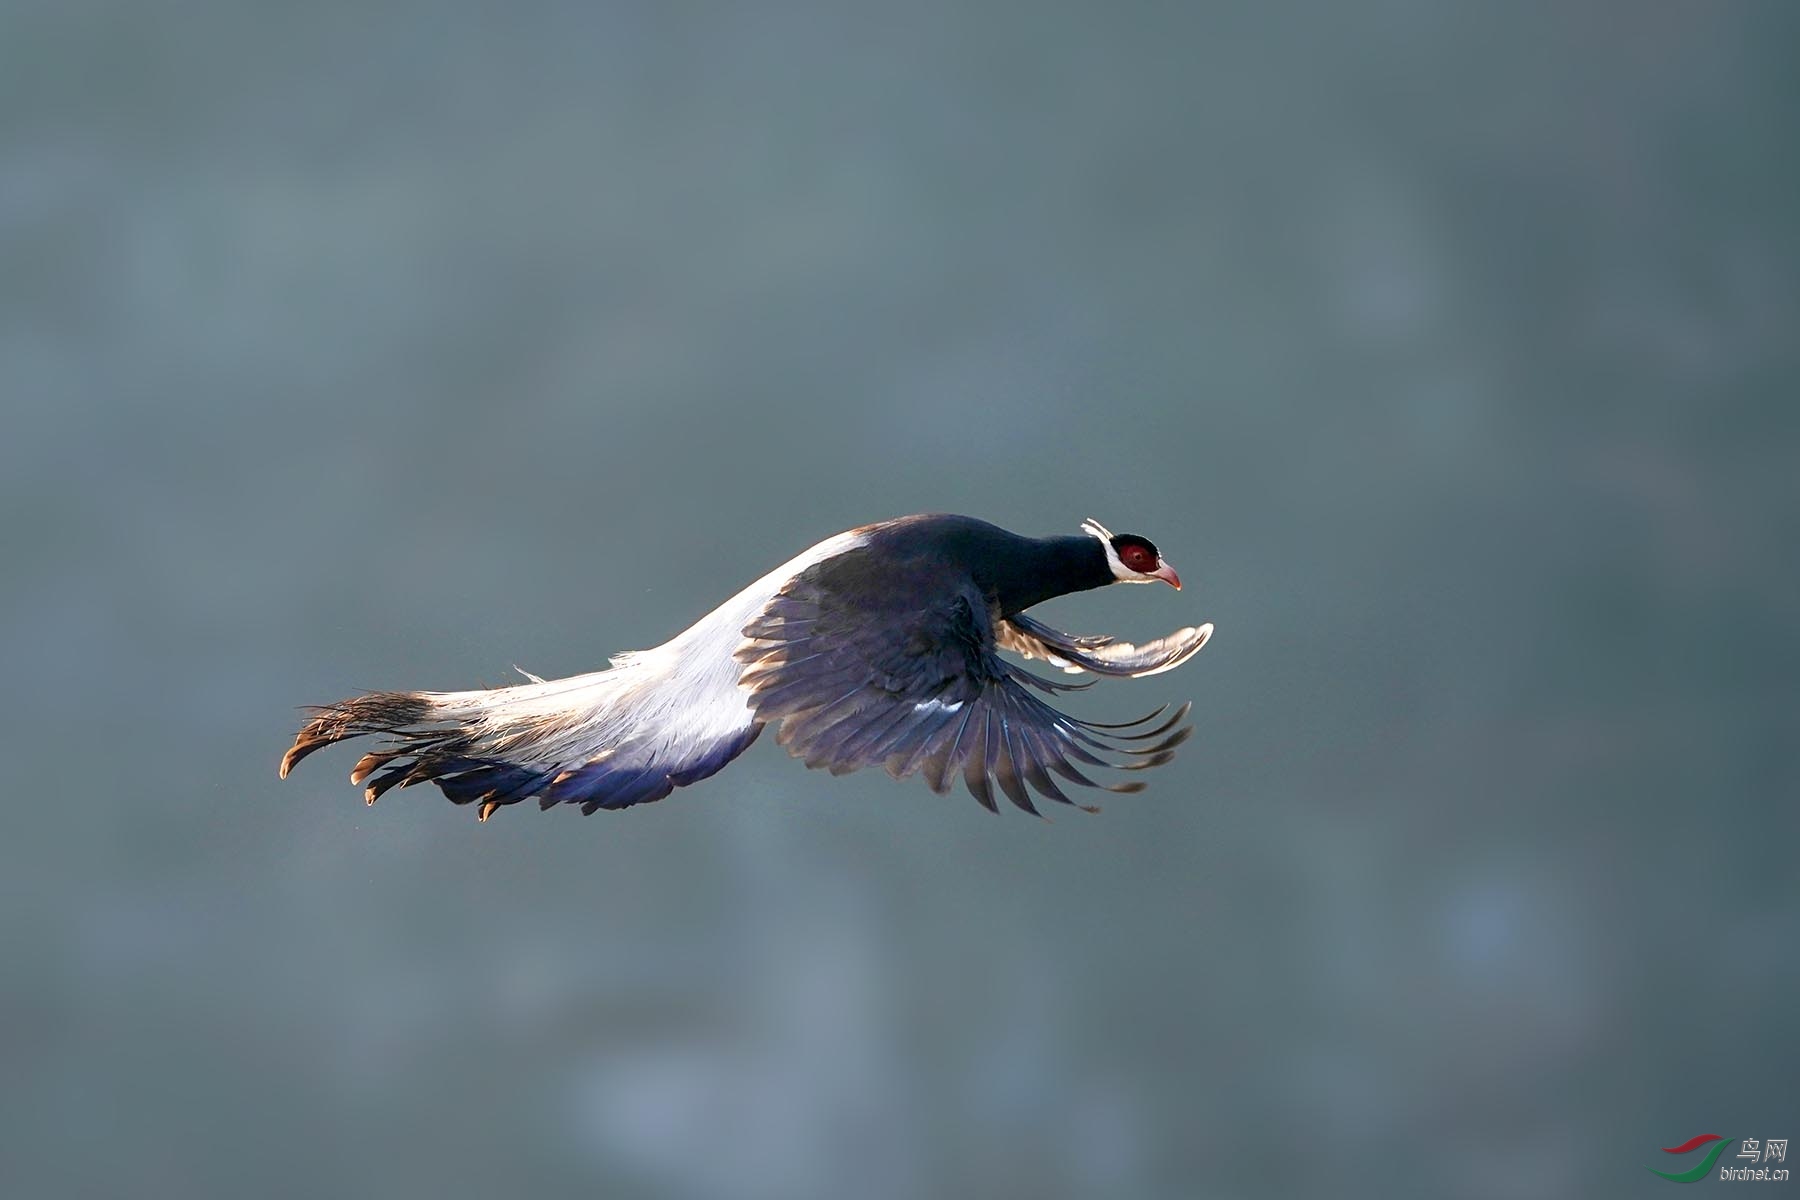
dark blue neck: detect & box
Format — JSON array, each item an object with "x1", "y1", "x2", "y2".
[{"x1": 976, "y1": 534, "x2": 1113, "y2": 615}]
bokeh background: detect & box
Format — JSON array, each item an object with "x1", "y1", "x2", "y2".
[{"x1": 4, "y1": 2, "x2": 1796, "y2": 1197}]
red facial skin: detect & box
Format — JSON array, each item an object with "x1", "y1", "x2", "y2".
[
  {"x1": 1120, "y1": 543, "x2": 1157, "y2": 573},
  {"x1": 1117, "y1": 540, "x2": 1181, "y2": 589}
]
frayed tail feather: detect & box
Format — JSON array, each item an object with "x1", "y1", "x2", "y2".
[
  {"x1": 280, "y1": 688, "x2": 580, "y2": 820},
  {"x1": 279, "y1": 692, "x2": 439, "y2": 782}
]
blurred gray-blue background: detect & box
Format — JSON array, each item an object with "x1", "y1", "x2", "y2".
[{"x1": 4, "y1": 2, "x2": 1796, "y2": 1197}]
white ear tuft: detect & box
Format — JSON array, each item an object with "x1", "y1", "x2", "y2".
[{"x1": 1079, "y1": 517, "x2": 1114, "y2": 541}]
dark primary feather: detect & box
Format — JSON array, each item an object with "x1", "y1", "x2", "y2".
[{"x1": 734, "y1": 546, "x2": 1194, "y2": 815}]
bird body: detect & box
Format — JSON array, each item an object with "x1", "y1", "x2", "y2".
[{"x1": 280, "y1": 514, "x2": 1212, "y2": 819}]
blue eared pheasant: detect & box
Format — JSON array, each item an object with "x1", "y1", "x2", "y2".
[{"x1": 280, "y1": 514, "x2": 1213, "y2": 819}]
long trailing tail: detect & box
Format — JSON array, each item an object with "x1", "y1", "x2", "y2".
[
  {"x1": 279, "y1": 654, "x2": 761, "y2": 820},
  {"x1": 278, "y1": 530, "x2": 866, "y2": 821}
]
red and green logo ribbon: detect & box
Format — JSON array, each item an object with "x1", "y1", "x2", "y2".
[{"x1": 1649, "y1": 1134, "x2": 1735, "y2": 1183}]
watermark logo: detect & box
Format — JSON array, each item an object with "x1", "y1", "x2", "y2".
[{"x1": 1650, "y1": 1135, "x2": 1789, "y2": 1183}]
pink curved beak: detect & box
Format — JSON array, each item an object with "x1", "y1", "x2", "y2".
[{"x1": 1151, "y1": 560, "x2": 1182, "y2": 590}]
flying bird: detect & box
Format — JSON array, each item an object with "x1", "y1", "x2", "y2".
[{"x1": 279, "y1": 514, "x2": 1213, "y2": 819}]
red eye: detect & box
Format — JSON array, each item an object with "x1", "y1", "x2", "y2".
[{"x1": 1120, "y1": 544, "x2": 1156, "y2": 572}]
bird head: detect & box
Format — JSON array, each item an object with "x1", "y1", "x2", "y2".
[{"x1": 1080, "y1": 518, "x2": 1182, "y2": 589}]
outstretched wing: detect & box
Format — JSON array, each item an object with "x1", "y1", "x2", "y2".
[
  {"x1": 734, "y1": 552, "x2": 1193, "y2": 815},
  {"x1": 996, "y1": 611, "x2": 1213, "y2": 677}
]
